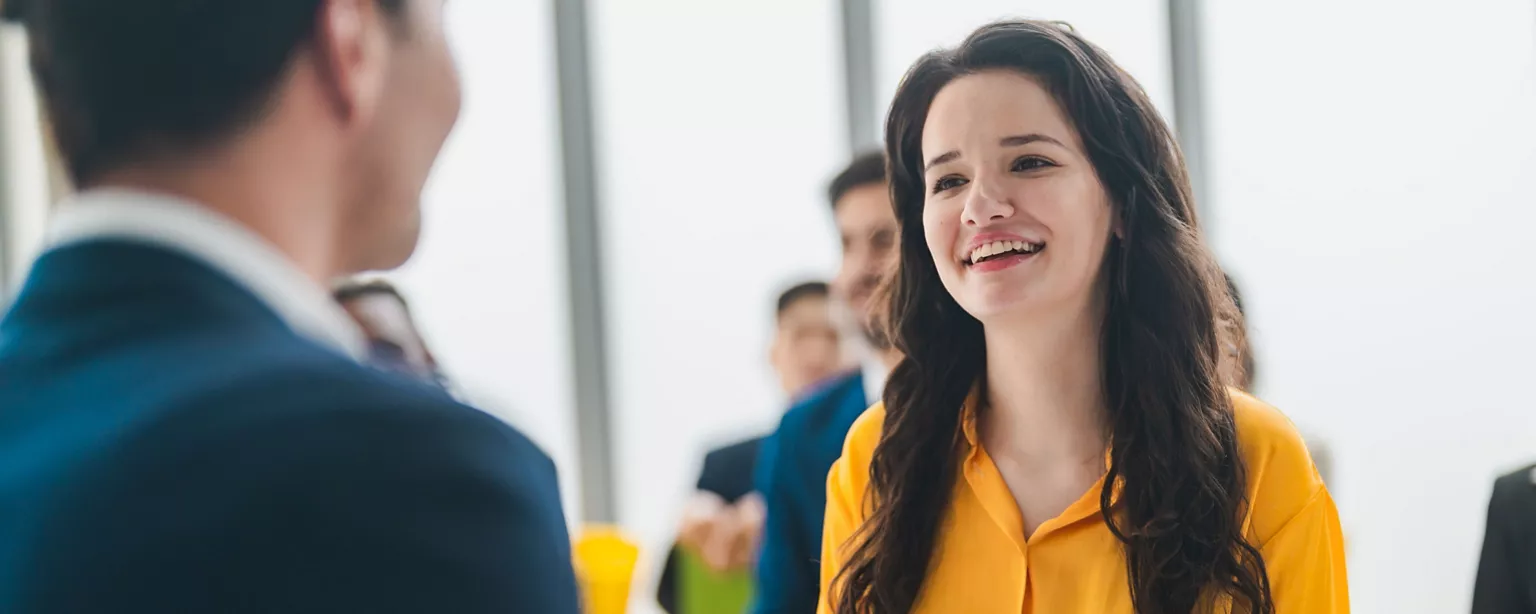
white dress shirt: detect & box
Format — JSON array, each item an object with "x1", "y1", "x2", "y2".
[
  {"x1": 45, "y1": 189, "x2": 367, "y2": 360},
  {"x1": 861, "y1": 354, "x2": 888, "y2": 404}
]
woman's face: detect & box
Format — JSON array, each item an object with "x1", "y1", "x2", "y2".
[{"x1": 920, "y1": 70, "x2": 1116, "y2": 325}]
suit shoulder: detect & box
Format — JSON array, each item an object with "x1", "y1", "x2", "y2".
[
  {"x1": 1229, "y1": 389, "x2": 1327, "y2": 544},
  {"x1": 703, "y1": 435, "x2": 766, "y2": 470},
  {"x1": 1492, "y1": 464, "x2": 1536, "y2": 503},
  {"x1": 1496, "y1": 463, "x2": 1536, "y2": 487},
  {"x1": 148, "y1": 355, "x2": 553, "y2": 476},
  {"x1": 18, "y1": 356, "x2": 575, "y2": 612},
  {"x1": 699, "y1": 435, "x2": 767, "y2": 501},
  {"x1": 776, "y1": 372, "x2": 863, "y2": 433}
]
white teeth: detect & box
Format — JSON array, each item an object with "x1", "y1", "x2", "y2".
[{"x1": 968, "y1": 240, "x2": 1042, "y2": 264}]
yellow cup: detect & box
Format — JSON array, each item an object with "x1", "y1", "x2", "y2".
[{"x1": 573, "y1": 525, "x2": 640, "y2": 614}]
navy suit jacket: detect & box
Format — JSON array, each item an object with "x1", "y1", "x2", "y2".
[
  {"x1": 0, "y1": 241, "x2": 580, "y2": 613},
  {"x1": 752, "y1": 372, "x2": 870, "y2": 614}
]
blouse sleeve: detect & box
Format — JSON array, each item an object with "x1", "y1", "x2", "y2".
[{"x1": 1260, "y1": 487, "x2": 1350, "y2": 613}]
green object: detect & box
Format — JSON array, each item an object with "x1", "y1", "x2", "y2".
[{"x1": 678, "y1": 550, "x2": 755, "y2": 614}]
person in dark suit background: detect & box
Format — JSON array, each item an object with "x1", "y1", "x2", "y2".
[
  {"x1": 657, "y1": 281, "x2": 845, "y2": 613},
  {"x1": 0, "y1": 1, "x2": 579, "y2": 612},
  {"x1": 752, "y1": 151, "x2": 903, "y2": 614},
  {"x1": 1472, "y1": 463, "x2": 1536, "y2": 614}
]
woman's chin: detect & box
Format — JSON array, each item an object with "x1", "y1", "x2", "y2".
[{"x1": 958, "y1": 294, "x2": 1032, "y2": 324}]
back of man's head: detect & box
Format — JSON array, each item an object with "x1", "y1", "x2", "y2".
[
  {"x1": 8, "y1": 0, "x2": 461, "y2": 273},
  {"x1": 12, "y1": 0, "x2": 376, "y2": 182}
]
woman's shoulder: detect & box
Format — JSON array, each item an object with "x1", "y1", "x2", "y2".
[
  {"x1": 827, "y1": 402, "x2": 886, "y2": 497},
  {"x1": 840, "y1": 402, "x2": 887, "y2": 467},
  {"x1": 1228, "y1": 389, "x2": 1329, "y2": 544}
]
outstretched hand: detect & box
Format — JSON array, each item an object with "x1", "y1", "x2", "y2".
[{"x1": 676, "y1": 492, "x2": 765, "y2": 573}]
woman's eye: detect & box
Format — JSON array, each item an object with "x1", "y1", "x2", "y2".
[
  {"x1": 1011, "y1": 156, "x2": 1055, "y2": 172},
  {"x1": 931, "y1": 176, "x2": 968, "y2": 194}
]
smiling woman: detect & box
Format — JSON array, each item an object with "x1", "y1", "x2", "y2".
[{"x1": 819, "y1": 20, "x2": 1348, "y2": 614}]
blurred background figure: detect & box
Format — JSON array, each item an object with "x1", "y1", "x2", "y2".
[
  {"x1": 334, "y1": 277, "x2": 454, "y2": 391},
  {"x1": 656, "y1": 280, "x2": 844, "y2": 613},
  {"x1": 1471, "y1": 463, "x2": 1536, "y2": 614},
  {"x1": 754, "y1": 151, "x2": 900, "y2": 614},
  {"x1": 768, "y1": 281, "x2": 846, "y2": 403}
]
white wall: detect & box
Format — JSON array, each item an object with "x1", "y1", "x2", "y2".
[
  {"x1": 1204, "y1": 2, "x2": 1536, "y2": 612},
  {"x1": 874, "y1": 0, "x2": 1174, "y2": 144},
  {"x1": 392, "y1": 1, "x2": 582, "y2": 525},
  {"x1": 590, "y1": 0, "x2": 846, "y2": 610}
]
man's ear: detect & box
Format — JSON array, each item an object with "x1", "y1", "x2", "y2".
[
  {"x1": 767, "y1": 334, "x2": 784, "y2": 368},
  {"x1": 311, "y1": 0, "x2": 389, "y2": 126}
]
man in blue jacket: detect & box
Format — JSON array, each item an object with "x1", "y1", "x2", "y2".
[
  {"x1": 0, "y1": 1, "x2": 579, "y2": 612},
  {"x1": 753, "y1": 151, "x2": 902, "y2": 613}
]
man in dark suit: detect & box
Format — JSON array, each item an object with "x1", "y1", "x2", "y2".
[
  {"x1": 1472, "y1": 463, "x2": 1536, "y2": 614},
  {"x1": 0, "y1": 1, "x2": 579, "y2": 612},
  {"x1": 753, "y1": 151, "x2": 902, "y2": 614}
]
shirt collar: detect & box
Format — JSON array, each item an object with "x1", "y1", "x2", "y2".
[
  {"x1": 961, "y1": 384, "x2": 983, "y2": 447},
  {"x1": 960, "y1": 384, "x2": 1122, "y2": 545},
  {"x1": 46, "y1": 188, "x2": 367, "y2": 360},
  {"x1": 860, "y1": 356, "x2": 888, "y2": 405}
]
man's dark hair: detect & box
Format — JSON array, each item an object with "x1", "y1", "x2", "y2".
[
  {"x1": 5, "y1": 0, "x2": 406, "y2": 186},
  {"x1": 827, "y1": 150, "x2": 886, "y2": 211},
  {"x1": 334, "y1": 278, "x2": 410, "y2": 312},
  {"x1": 775, "y1": 281, "x2": 829, "y2": 318}
]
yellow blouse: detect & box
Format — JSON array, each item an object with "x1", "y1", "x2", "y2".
[{"x1": 818, "y1": 390, "x2": 1348, "y2": 613}]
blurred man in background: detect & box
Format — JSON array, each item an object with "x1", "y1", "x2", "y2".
[
  {"x1": 657, "y1": 280, "x2": 845, "y2": 613},
  {"x1": 1472, "y1": 463, "x2": 1536, "y2": 614},
  {"x1": 769, "y1": 281, "x2": 845, "y2": 403},
  {"x1": 0, "y1": 1, "x2": 578, "y2": 612},
  {"x1": 754, "y1": 151, "x2": 901, "y2": 614}
]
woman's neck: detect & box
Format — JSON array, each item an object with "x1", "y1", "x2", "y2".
[{"x1": 980, "y1": 306, "x2": 1108, "y2": 465}]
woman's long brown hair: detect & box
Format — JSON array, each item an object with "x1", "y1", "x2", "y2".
[{"x1": 832, "y1": 20, "x2": 1270, "y2": 614}]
